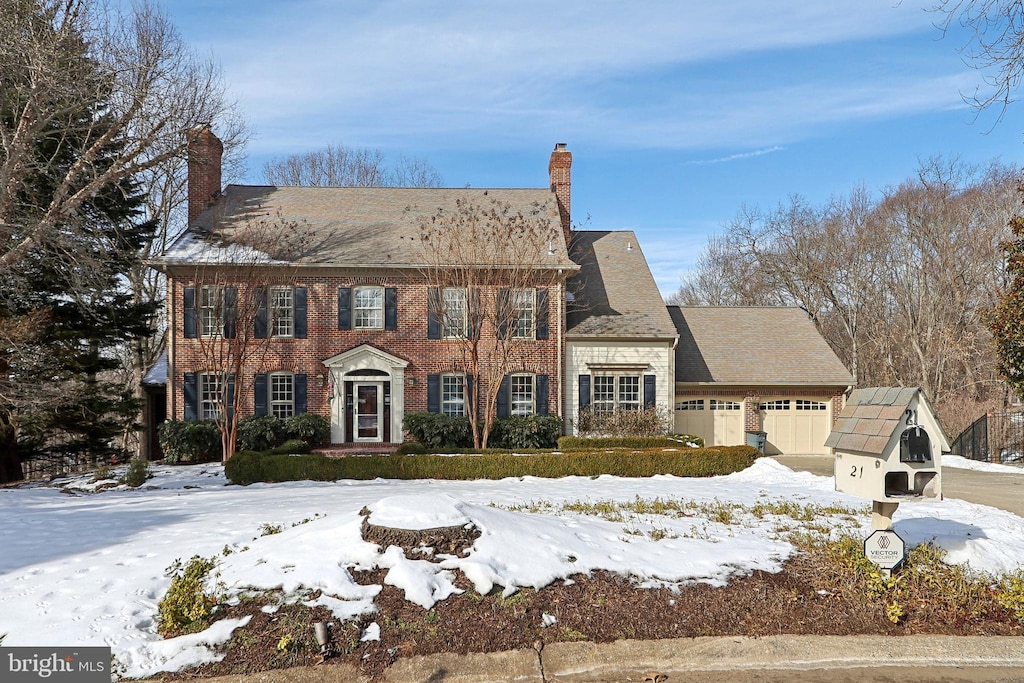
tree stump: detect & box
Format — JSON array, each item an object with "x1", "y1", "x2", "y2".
[{"x1": 359, "y1": 506, "x2": 480, "y2": 560}]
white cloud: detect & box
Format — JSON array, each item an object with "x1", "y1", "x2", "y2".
[{"x1": 688, "y1": 147, "x2": 786, "y2": 165}]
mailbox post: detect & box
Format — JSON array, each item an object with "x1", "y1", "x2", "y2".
[{"x1": 826, "y1": 387, "x2": 948, "y2": 569}]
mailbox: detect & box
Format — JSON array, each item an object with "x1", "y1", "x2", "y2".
[{"x1": 827, "y1": 387, "x2": 947, "y2": 503}]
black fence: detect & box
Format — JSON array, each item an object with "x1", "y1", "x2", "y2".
[{"x1": 950, "y1": 411, "x2": 1024, "y2": 464}]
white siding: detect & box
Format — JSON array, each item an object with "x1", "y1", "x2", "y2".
[{"x1": 564, "y1": 341, "x2": 675, "y2": 436}]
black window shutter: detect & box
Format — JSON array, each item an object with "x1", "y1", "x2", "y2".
[
  {"x1": 427, "y1": 374, "x2": 440, "y2": 413},
  {"x1": 466, "y1": 374, "x2": 474, "y2": 417},
  {"x1": 183, "y1": 286, "x2": 197, "y2": 338},
  {"x1": 294, "y1": 374, "x2": 307, "y2": 414},
  {"x1": 427, "y1": 288, "x2": 442, "y2": 339},
  {"x1": 579, "y1": 374, "x2": 591, "y2": 410},
  {"x1": 535, "y1": 288, "x2": 549, "y2": 340},
  {"x1": 644, "y1": 375, "x2": 656, "y2": 409},
  {"x1": 254, "y1": 288, "x2": 267, "y2": 339},
  {"x1": 496, "y1": 375, "x2": 510, "y2": 418},
  {"x1": 384, "y1": 287, "x2": 398, "y2": 330},
  {"x1": 468, "y1": 289, "x2": 481, "y2": 339},
  {"x1": 536, "y1": 374, "x2": 549, "y2": 415},
  {"x1": 294, "y1": 286, "x2": 308, "y2": 338},
  {"x1": 226, "y1": 374, "x2": 236, "y2": 422},
  {"x1": 338, "y1": 287, "x2": 351, "y2": 330},
  {"x1": 254, "y1": 373, "x2": 268, "y2": 417},
  {"x1": 223, "y1": 286, "x2": 238, "y2": 338},
  {"x1": 497, "y1": 288, "x2": 510, "y2": 339},
  {"x1": 183, "y1": 372, "x2": 198, "y2": 421}
]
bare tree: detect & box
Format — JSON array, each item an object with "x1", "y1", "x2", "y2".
[
  {"x1": 417, "y1": 196, "x2": 565, "y2": 448},
  {"x1": 932, "y1": 0, "x2": 1024, "y2": 117},
  {"x1": 175, "y1": 214, "x2": 311, "y2": 461},
  {"x1": 262, "y1": 143, "x2": 442, "y2": 188}
]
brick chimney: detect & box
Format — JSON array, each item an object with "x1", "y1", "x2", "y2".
[
  {"x1": 187, "y1": 124, "x2": 223, "y2": 224},
  {"x1": 548, "y1": 142, "x2": 571, "y2": 243}
]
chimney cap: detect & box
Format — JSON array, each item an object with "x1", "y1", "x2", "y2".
[{"x1": 554, "y1": 142, "x2": 568, "y2": 150}]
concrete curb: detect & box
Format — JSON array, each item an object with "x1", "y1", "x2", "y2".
[{"x1": 158, "y1": 635, "x2": 1024, "y2": 683}]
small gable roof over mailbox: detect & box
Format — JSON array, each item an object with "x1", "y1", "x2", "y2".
[{"x1": 825, "y1": 386, "x2": 951, "y2": 454}]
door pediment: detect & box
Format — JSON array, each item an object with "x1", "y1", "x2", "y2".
[{"x1": 323, "y1": 344, "x2": 409, "y2": 374}]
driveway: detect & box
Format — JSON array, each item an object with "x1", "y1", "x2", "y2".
[{"x1": 773, "y1": 455, "x2": 1024, "y2": 517}]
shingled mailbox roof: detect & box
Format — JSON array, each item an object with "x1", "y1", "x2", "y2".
[
  {"x1": 823, "y1": 387, "x2": 920, "y2": 455},
  {"x1": 669, "y1": 306, "x2": 854, "y2": 385}
]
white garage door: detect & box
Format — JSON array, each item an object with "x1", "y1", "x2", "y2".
[
  {"x1": 675, "y1": 398, "x2": 745, "y2": 446},
  {"x1": 760, "y1": 398, "x2": 831, "y2": 455}
]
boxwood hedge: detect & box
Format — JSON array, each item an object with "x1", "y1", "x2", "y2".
[{"x1": 224, "y1": 445, "x2": 760, "y2": 486}]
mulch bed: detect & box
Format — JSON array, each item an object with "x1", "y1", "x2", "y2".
[{"x1": 159, "y1": 550, "x2": 1024, "y2": 681}]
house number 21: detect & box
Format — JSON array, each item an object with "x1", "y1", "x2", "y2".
[{"x1": 850, "y1": 465, "x2": 863, "y2": 478}]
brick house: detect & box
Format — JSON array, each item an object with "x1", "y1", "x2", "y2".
[
  {"x1": 153, "y1": 128, "x2": 578, "y2": 446},
  {"x1": 148, "y1": 128, "x2": 851, "y2": 453}
]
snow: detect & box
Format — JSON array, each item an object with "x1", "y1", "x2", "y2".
[
  {"x1": 943, "y1": 454, "x2": 1024, "y2": 474},
  {"x1": 1, "y1": 459, "x2": 1023, "y2": 679}
]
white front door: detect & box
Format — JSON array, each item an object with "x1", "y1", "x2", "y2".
[{"x1": 353, "y1": 383, "x2": 382, "y2": 442}]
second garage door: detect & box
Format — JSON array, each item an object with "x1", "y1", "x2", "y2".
[
  {"x1": 675, "y1": 398, "x2": 745, "y2": 446},
  {"x1": 760, "y1": 398, "x2": 831, "y2": 455}
]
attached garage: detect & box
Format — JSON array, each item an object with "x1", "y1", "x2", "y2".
[
  {"x1": 759, "y1": 398, "x2": 832, "y2": 455},
  {"x1": 675, "y1": 397, "x2": 744, "y2": 446},
  {"x1": 669, "y1": 306, "x2": 854, "y2": 455}
]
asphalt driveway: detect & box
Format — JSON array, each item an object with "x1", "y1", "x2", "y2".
[{"x1": 773, "y1": 455, "x2": 1024, "y2": 517}]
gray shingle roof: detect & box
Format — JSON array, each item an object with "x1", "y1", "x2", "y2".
[
  {"x1": 565, "y1": 231, "x2": 676, "y2": 339},
  {"x1": 824, "y1": 387, "x2": 919, "y2": 454},
  {"x1": 158, "y1": 185, "x2": 575, "y2": 269},
  {"x1": 670, "y1": 306, "x2": 854, "y2": 385}
]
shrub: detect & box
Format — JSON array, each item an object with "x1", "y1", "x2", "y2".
[
  {"x1": 285, "y1": 413, "x2": 331, "y2": 446},
  {"x1": 402, "y1": 412, "x2": 473, "y2": 450},
  {"x1": 158, "y1": 420, "x2": 221, "y2": 464},
  {"x1": 576, "y1": 406, "x2": 671, "y2": 437},
  {"x1": 557, "y1": 435, "x2": 705, "y2": 450},
  {"x1": 268, "y1": 439, "x2": 312, "y2": 455},
  {"x1": 123, "y1": 459, "x2": 151, "y2": 487},
  {"x1": 394, "y1": 441, "x2": 428, "y2": 455},
  {"x1": 237, "y1": 415, "x2": 289, "y2": 452},
  {"x1": 490, "y1": 415, "x2": 562, "y2": 449},
  {"x1": 225, "y1": 446, "x2": 760, "y2": 485},
  {"x1": 157, "y1": 555, "x2": 219, "y2": 637}
]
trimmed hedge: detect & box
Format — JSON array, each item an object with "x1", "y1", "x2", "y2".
[
  {"x1": 403, "y1": 412, "x2": 562, "y2": 450},
  {"x1": 224, "y1": 446, "x2": 760, "y2": 485},
  {"x1": 557, "y1": 435, "x2": 705, "y2": 450}
]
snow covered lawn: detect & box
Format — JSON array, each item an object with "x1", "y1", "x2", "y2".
[{"x1": 1, "y1": 457, "x2": 1022, "y2": 678}]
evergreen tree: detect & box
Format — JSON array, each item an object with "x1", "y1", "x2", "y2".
[{"x1": 987, "y1": 184, "x2": 1024, "y2": 400}]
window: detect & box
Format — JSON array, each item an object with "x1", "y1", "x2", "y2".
[
  {"x1": 270, "y1": 287, "x2": 294, "y2": 338},
  {"x1": 511, "y1": 289, "x2": 534, "y2": 339},
  {"x1": 199, "y1": 285, "x2": 222, "y2": 337},
  {"x1": 270, "y1": 373, "x2": 294, "y2": 418},
  {"x1": 759, "y1": 400, "x2": 791, "y2": 411},
  {"x1": 354, "y1": 286, "x2": 384, "y2": 329},
  {"x1": 510, "y1": 374, "x2": 534, "y2": 416},
  {"x1": 796, "y1": 399, "x2": 827, "y2": 411},
  {"x1": 442, "y1": 374, "x2": 465, "y2": 416},
  {"x1": 199, "y1": 373, "x2": 222, "y2": 420},
  {"x1": 593, "y1": 375, "x2": 641, "y2": 415},
  {"x1": 676, "y1": 399, "x2": 705, "y2": 411},
  {"x1": 442, "y1": 287, "x2": 468, "y2": 338},
  {"x1": 710, "y1": 399, "x2": 741, "y2": 411}
]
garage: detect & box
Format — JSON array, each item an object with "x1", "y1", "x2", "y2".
[
  {"x1": 759, "y1": 398, "x2": 832, "y2": 455},
  {"x1": 675, "y1": 397, "x2": 745, "y2": 446}
]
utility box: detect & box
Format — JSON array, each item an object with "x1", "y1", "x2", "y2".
[{"x1": 827, "y1": 387, "x2": 947, "y2": 503}]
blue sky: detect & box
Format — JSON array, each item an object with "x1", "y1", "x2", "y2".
[{"x1": 165, "y1": 0, "x2": 1023, "y2": 296}]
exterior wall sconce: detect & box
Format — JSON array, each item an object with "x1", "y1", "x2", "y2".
[{"x1": 407, "y1": 376, "x2": 415, "y2": 386}]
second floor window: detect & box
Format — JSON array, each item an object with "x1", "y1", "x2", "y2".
[
  {"x1": 270, "y1": 287, "x2": 294, "y2": 338},
  {"x1": 199, "y1": 286, "x2": 222, "y2": 337},
  {"x1": 443, "y1": 287, "x2": 468, "y2": 338},
  {"x1": 511, "y1": 289, "x2": 535, "y2": 339},
  {"x1": 354, "y1": 286, "x2": 383, "y2": 329}
]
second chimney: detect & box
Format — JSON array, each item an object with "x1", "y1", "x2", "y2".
[
  {"x1": 548, "y1": 142, "x2": 571, "y2": 244},
  {"x1": 187, "y1": 124, "x2": 224, "y2": 225}
]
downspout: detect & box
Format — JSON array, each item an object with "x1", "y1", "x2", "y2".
[
  {"x1": 556, "y1": 274, "x2": 563, "y2": 421},
  {"x1": 168, "y1": 276, "x2": 176, "y2": 420}
]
